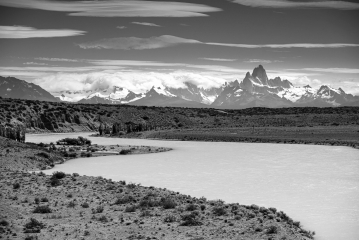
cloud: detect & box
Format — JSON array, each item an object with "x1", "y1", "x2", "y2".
[
  {"x1": 0, "y1": 0, "x2": 221, "y2": 17},
  {"x1": 35, "y1": 57, "x2": 80, "y2": 62},
  {"x1": 23, "y1": 62, "x2": 48, "y2": 66},
  {"x1": 0, "y1": 25, "x2": 85, "y2": 38},
  {"x1": 206, "y1": 42, "x2": 359, "y2": 48},
  {"x1": 132, "y1": 22, "x2": 161, "y2": 27},
  {"x1": 298, "y1": 68, "x2": 359, "y2": 74},
  {"x1": 230, "y1": 0, "x2": 359, "y2": 10},
  {"x1": 78, "y1": 35, "x2": 200, "y2": 50},
  {"x1": 289, "y1": 76, "x2": 322, "y2": 87},
  {"x1": 78, "y1": 34, "x2": 359, "y2": 51},
  {"x1": 244, "y1": 59, "x2": 282, "y2": 63},
  {"x1": 31, "y1": 71, "x2": 226, "y2": 95},
  {"x1": 199, "y1": 58, "x2": 237, "y2": 62},
  {"x1": 116, "y1": 26, "x2": 127, "y2": 29}
]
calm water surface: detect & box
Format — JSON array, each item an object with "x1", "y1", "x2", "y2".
[{"x1": 27, "y1": 132, "x2": 359, "y2": 240}]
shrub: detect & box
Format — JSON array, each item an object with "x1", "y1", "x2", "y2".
[
  {"x1": 92, "y1": 205, "x2": 104, "y2": 214},
  {"x1": 180, "y1": 211, "x2": 202, "y2": 226},
  {"x1": 97, "y1": 215, "x2": 108, "y2": 223},
  {"x1": 37, "y1": 152, "x2": 50, "y2": 159},
  {"x1": 186, "y1": 204, "x2": 197, "y2": 211},
  {"x1": 0, "y1": 219, "x2": 9, "y2": 226},
  {"x1": 114, "y1": 196, "x2": 134, "y2": 205},
  {"x1": 67, "y1": 201, "x2": 76, "y2": 208},
  {"x1": 212, "y1": 206, "x2": 226, "y2": 216},
  {"x1": 163, "y1": 214, "x2": 177, "y2": 223},
  {"x1": 138, "y1": 198, "x2": 160, "y2": 209},
  {"x1": 120, "y1": 149, "x2": 131, "y2": 155},
  {"x1": 24, "y1": 218, "x2": 45, "y2": 233},
  {"x1": 52, "y1": 171, "x2": 66, "y2": 179},
  {"x1": 50, "y1": 177, "x2": 60, "y2": 187},
  {"x1": 124, "y1": 205, "x2": 137, "y2": 213},
  {"x1": 200, "y1": 205, "x2": 206, "y2": 211},
  {"x1": 140, "y1": 210, "x2": 152, "y2": 217},
  {"x1": 13, "y1": 182, "x2": 20, "y2": 189},
  {"x1": 161, "y1": 198, "x2": 177, "y2": 209},
  {"x1": 81, "y1": 202, "x2": 89, "y2": 208},
  {"x1": 34, "y1": 197, "x2": 40, "y2": 204},
  {"x1": 41, "y1": 197, "x2": 48, "y2": 202},
  {"x1": 266, "y1": 225, "x2": 278, "y2": 234},
  {"x1": 33, "y1": 205, "x2": 52, "y2": 214}
]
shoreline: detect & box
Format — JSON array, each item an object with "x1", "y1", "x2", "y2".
[
  {"x1": 0, "y1": 136, "x2": 316, "y2": 239},
  {"x1": 86, "y1": 126, "x2": 359, "y2": 150}
]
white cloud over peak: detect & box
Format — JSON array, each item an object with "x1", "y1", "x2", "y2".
[
  {"x1": 78, "y1": 35, "x2": 200, "y2": 50},
  {"x1": 199, "y1": 58, "x2": 237, "y2": 62},
  {"x1": 230, "y1": 0, "x2": 359, "y2": 10},
  {"x1": 0, "y1": 0, "x2": 221, "y2": 17},
  {"x1": 0, "y1": 26, "x2": 85, "y2": 38},
  {"x1": 32, "y1": 71, "x2": 226, "y2": 95},
  {"x1": 132, "y1": 22, "x2": 161, "y2": 27}
]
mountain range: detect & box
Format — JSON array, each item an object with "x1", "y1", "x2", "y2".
[{"x1": 1, "y1": 65, "x2": 359, "y2": 108}]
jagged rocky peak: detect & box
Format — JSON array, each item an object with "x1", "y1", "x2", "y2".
[
  {"x1": 268, "y1": 77, "x2": 293, "y2": 89},
  {"x1": 251, "y1": 65, "x2": 269, "y2": 85}
]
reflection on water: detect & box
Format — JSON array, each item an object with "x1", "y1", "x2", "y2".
[{"x1": 27, "y1": 132, "x2": 359, "y2": 240}]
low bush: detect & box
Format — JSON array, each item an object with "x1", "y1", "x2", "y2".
[
  {"x1": 161, "y1": 198, "x2": 177, "y2": 209},
  {"x1": 119, "y1": 149, "x2": 131, "y2": 155},
  {"x1": 97, "y1": 215, "x2": 108, "y2": 223},
  {"x1": 24, "y1": 218, "x2": 45, "y2": 233},
  {"x1": 0, "y1": 220, "x2": 9, "y2": 226},
  {"x1": 114, "y1": 196, "x2": 134, "y2": 205},
  {"x1": 186, "y1": 204, "x2": 197, "y2": 211},
  {"x1": 52, "y1": 171, "x2": 66, "y2": 179},
  {"x1": 81, "y1": 202, "x2": 89, "y2": 208},
  {"x1": 92, "y1": 205, "x2": 104, "y2": 214},
  {"x1": 266, "y1": 225, "x2": 278, "y2": 234},
  {"x1": 212, "y1": 206, "x2": 226, "y2": 216},
  {"x1": 163, "y1": 214, "x2": 177, "y2": 223},
  {"x1": 33, "y1": 205, "x2": 52, "y2": 214},
  {"x1": 180, "y1": 211, "x2": 202, "y2": 226},
  {"x1": 13, "y1": 182, "x2": 20, "y2": 189},
  {"x1": 124, "y1": 205, "x2": 137, "y2": 213},
  {"x1": 50, "y1": 177, "x2": 60, "y2": 187}
]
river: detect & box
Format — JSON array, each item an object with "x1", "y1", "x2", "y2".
[{"x1": 27, "y1": 132, "x2": 359, "y2": 240}]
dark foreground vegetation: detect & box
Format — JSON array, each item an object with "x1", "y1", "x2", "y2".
[{"x1": 0, "y1": 137, "x2": 315, "y2": 240}]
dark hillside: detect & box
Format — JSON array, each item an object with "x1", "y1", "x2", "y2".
[{"x1": 0, "y1": 97, "x2": 358, "y2": 140}]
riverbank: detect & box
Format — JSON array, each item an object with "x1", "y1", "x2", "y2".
[
  {"x1": 95, "y1": 125, "x2": 359, "y2": 150},
  {"x1": 0, "y1": 136, "x2": 315, "y2": 240}
]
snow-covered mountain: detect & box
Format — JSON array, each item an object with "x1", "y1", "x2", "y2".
[
  {"x1": 212, "y1": 65, "x2": 359, "y2": 108},
  {"x1": 54, "y1": 86, "x2": 145, "y2": 104},
  {"x1": 1, "y1": 65, "x2": 358, "y2": 108},
  {"x1": 128, "y1": 85, "x2": 210, "y2": 108}
]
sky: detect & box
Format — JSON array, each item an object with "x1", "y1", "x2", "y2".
[{"x1": 0, "y1": 0, "x2": 358, "y2": 95}]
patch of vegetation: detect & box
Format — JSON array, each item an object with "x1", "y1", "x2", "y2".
[
  {"x1": 24, "y1": 218, "x2": 45, "y2": 233},
  {"x1": 180, "y1": 211, "x2": 202, "y2": 226},
  {"x1": 33, "y1": 205, "x2": 52, "y2": 214}
]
